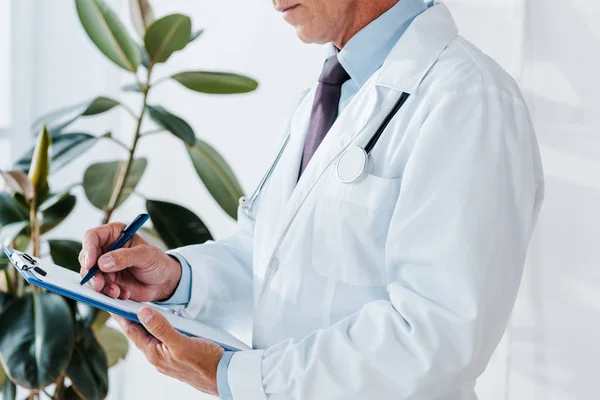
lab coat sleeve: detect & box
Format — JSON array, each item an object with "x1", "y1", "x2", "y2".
[
  {"x1": 164, "y1": 205, "x2": 255, "y2": 332},
  {"x1": 225, "y1": 87, "x2": 545, "y2": 399}
]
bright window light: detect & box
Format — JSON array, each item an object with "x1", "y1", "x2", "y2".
[{"x1": 0, "y1": 1, "x2": 11, "y2": 129}]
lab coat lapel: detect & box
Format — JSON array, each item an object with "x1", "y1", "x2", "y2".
[
  {"x1": 266, "y1": 78, "x2": 399, "y2": 257},
  {"x1": 277, "y1": 92, "x2": 313, "y2": 203},
  {"x1": 264, "y1": 1, "x2": 459, "y2": 259},
  {"x1": 258, "y1": 89, "x2": 312, "y2": 252}
]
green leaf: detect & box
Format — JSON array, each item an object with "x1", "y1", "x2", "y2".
[
  {"x1": 146, "y1": 200, "x2": 212, "y2": 249},
  {"x1": 83, "y1": 159, "x2": 147, "y2": 211},
  {"x1": 0, "y1": 365, "x2": 4, "y2": 388},
  {"x1": 0, "y1": 221, "x2": 30, "y2": 260},
  {"x1": 139, "y1": 226, "x2": 167, "y2": 251},
  {"x1": 2, "y1": 378, "x2": 16, "y2": 400},
  {"x1": 29, "y1": 126, "x2": 51, "y2": 203},
  {"x1": 0, "y1": 171, "x2": 33, "y2": 203},
  {"x1": 75, "y1": 0, "x2": 141, "y2": 72},
  {"x1": 146, "y1": 105, "x2": 195, "y2": 146},
  {"x1": 31, "y1": 103, "x2": 85, "y2": 135},
  {"x1": 189, "y1": 29, "x2": 204, "y2": 44},
  {"x1": 0, "y1": 363, "x2": 6, "y2": 389},
  {"x1": 139, "y1": 43, "x2": 151, "y2": 69},
  {"x1": 64, "y1": 386, "x2": 84, "y2": 400},
  {"x1": 95, "y1": 325, "x2": 128, "y2": 367},
  {"x1": 171, "y1": 71, "x2": 258, "y2": 94},
  {"x1": 121, "y1": 82, "x2": 143, "y2": 93},
  {"x1": 0, "y1": 293, "x2": 15, "y2": 316},
  {"x1": 91, "y1": 310, "x2": 111, "y2": 332},
  {"x1": 144, "y1": 14, "x2": 191, "y2": 64},
  {"x1": 188, "y1": 140, "x2": 243, "y2": 219},
  {"x1": 39, "y1": 193, "x2": 77, "y2": 234},
  {"x1": 49, "y1": 240, "x2": 82, "y2": 272},
  {"x1": 15, "y1": 133, "x2": 100, "y2": 174},
  {"x1": 0, "y1": 223, "x2": 29, "y2": 255},
  {"x1": 32, "y1": 97, "x2": 120, "y2": 134},
  {"x1": 66, "y1": 331, "x2": 108, "y2": 400},
  {"x1": 0, "y1": 292, "x2": 75, "y2": 389},
  {"x1": 0, "y1": 193, "x2": 28, "y2": 228},
  {"x1": 129, "y1": 0, "x2": 155, "y2": 39},
  {"x1": 74, "y1": 303, "x2": 97, "y2": 333},
  {"x1": 82, "y1": 97, "x2": 121, "y2": 116}
]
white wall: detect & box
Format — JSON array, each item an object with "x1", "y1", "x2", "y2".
[
  {"x1": 0, "y1": 0, "x2": 10, "y2": 129},
  {"x1": 2, "y1": 0, "x2": 599, "y2": 399}
]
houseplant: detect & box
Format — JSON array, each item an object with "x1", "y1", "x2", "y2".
[{"x1": 0, "y1": 0, "x2": 257, "y2": 399}]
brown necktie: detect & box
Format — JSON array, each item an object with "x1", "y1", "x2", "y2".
[{"x1": 299, "y1": 55, "x2": 351, "y2": 177}]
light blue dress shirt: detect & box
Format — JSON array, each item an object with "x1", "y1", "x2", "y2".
[{"x1": 159, "y1": 0, "x2": 427, "y2": 397}]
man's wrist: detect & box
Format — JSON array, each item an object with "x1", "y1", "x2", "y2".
[{"x1": 157, "y1": 255, "x2": 183, "y2": 301}]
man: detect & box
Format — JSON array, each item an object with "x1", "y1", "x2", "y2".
[{"x1": 80, "y1": 0, "x2": 544, "y2": 398}]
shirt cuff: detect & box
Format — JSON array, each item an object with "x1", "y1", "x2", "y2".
[
  {"x1": 228, "y1": 350, "x2": 267, "y2": 400},
  {"x1": 153, "y1": 253, "x2": 192, "y2": 306},
  {"x1": 217, "y1": 351, "x2": 235, "y2": 400}
]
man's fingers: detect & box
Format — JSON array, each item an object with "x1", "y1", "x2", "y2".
[
  {"x1": 97, "y1": 245, "x2": 159, "y2": 273},
  {"x1": 118, "y1": 287, "x2": 131, "y2": 300},
  {"x1": 101, "y1": 282, "x2": 122, "y2": 299},
  {"x1": 89, "y1": 274, "x2": 106, "y2": 292},
  {"x1": 137, "y1": 307, "x2": 182, "y2": 346},
  {"x1": 113, "y1": 315, "x2": 157, "y2": 351},
  {"x1": 80, "y1": 223, "x2": 127, "y2": 270}
]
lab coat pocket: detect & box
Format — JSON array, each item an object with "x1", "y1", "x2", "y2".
[{"x1": 312, "y1": 172, "x2": 401, "y2": 286}]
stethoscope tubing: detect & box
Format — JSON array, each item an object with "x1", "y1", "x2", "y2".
[
  {"x1": 242, "y1": 91, "x2": 410, "y2": 213},
  {"x1": 364, "y1": 92, "x2": 410, "y2": 154}
]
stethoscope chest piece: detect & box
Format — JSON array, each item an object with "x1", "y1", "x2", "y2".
[{"x1": 337, "y1": 146, "x2": 368, "y2": 183}]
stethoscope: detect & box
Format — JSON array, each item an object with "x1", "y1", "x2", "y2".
[{"x1": 240, "y1": 91, "x2": 410, "y2": 214}]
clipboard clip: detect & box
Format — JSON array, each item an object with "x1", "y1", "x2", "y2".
[{"x1": 19, "y1": 253, "x2": 47, "y2": 277}]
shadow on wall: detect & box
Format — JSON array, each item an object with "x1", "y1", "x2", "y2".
[
  {"x1": 522, "y1": 0, "x2": 600, "y2": 157},
  {"x1": 508, "y1": 177, "x2": 600, "y2": 400},
  {"x1": 507, "y1": 0, "x2": 600, "y2": 399}
]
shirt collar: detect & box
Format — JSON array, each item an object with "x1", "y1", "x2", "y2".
[
  {"x1": 333, "y1": 0, "x2": 428, "y2": 88},
  {"x1": 376, "y1": 2, "x2": 458, "y2": 94}
]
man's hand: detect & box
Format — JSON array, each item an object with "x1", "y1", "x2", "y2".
[
  {"x1": 79, "y1": 222, "x2": 183, "y2": 302},
  {"x1": 114, "y1": 307, "x2": 224, "y2": 396}
]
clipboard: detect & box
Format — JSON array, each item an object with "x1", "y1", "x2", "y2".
[{"x1": 3, "y1": 248, "x2": 249, "y2": 352}]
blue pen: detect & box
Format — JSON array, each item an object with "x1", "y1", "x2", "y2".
[{"x1": 79, "y1": 213, "x2": 150, "y2": 286}]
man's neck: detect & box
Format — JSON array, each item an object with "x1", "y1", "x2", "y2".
[{"x1": 333, "y1": 0, "x2": 399, "y2": 49}]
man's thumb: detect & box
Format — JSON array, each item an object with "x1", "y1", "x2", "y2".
[{"x1": 138, "y1": 307, "x2": 180, "y2": 345}]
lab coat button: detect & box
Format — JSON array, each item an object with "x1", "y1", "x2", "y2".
[{"x1": 238, "y1": 196, "x2": 247, "y2": 206}]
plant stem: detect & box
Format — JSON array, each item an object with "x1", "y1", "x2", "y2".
[
  {"x1": 3, "y1": 269, "x2": 14, "y2": 295},
  {"x1": 16, "y1": 272, "x2": 25, "y2": 296},
  {"x1": 102, "y1": 67, "x2": 153, "y2": 224},
  {"x1": 106, "y1": 136, "x2": 130, "y2": 151},
  {"x1": 54, "y1": 375, "x2": 65, "y2": 400},
  {"x1": 151, "y1": 76, "x2": 170, "y2": 87},
  {"x1": 140, "y1": 128, "x2": 167, "y2": 136},
  {"x1": 30, "y1": 194, "x2": 41, "y2": 258},
  {"x1": 120, "y1": 103, "x2": 139, "y2": 120}
]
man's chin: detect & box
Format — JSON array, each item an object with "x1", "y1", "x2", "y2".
[{"x1": 294, "y1": 27, "x2": 328, "y2": 45}]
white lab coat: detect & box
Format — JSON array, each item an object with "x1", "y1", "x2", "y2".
[{"x1": 169, "y1": 3, "x2": 544, "y2": 399}]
